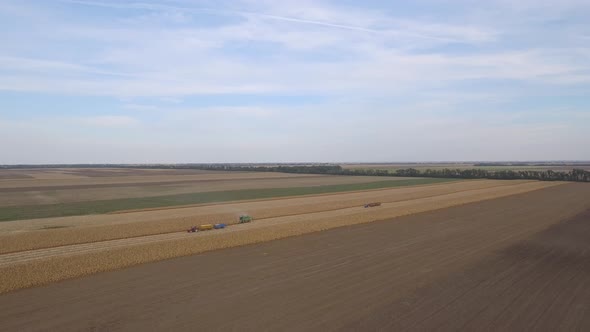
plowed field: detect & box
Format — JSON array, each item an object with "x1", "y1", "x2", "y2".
[{"x1": 0, "y1": 183, "x2": 588, "y2": 331}]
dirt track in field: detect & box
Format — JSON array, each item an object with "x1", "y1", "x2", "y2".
[{"x1": 0, "y1": 183, "x2": 588, "y2": 331}]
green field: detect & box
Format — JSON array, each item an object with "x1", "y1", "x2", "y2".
[{"x1": 0, "y1": 178, "x2": 458, "y2": 222}]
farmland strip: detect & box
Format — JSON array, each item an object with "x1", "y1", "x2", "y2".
[
  {"x1": 0, "y1": 180, "x2": 533, "y2": 253},
  {"x1": 0, "y1": 181, "x2": 561, "y2": 293}
]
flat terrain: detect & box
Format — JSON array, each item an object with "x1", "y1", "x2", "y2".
[
  {"x1": 0, "y1": 183, "x2": 588, "y2": 331},
  {"x1": 0, "y1": 180, "x2": 558, "y2": 292},
  {"x1": 0, "y1": 168, "x2": 451, "y2": 221},
  {"x1": 0, "y1": 180, "x2": 549, "y2": 253},
  {"x1": 0, "y1": 168, "x2": 419, "y2": 207},
  {"x1": 342, "y1": 162, "x2": 590, "y2": 172}
]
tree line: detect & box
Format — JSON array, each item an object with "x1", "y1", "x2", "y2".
[
  {"x1": 166, "y1": 164, "x2": 590, "y2": 182},
  {"x1": 387, "y1": 167, "x2": 590, "y2": 182},
  {"x1": 2, "y1": 164, "x2": 588, "y2": 182}
]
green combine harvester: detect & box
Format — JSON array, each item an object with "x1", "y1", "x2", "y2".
[{"x1": 239, "y1": 215, "x2": 252, "y2": 223}]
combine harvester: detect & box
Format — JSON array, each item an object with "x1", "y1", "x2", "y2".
[{"x1": 238, "y1": 215, "x2": 253, "y2": 223}]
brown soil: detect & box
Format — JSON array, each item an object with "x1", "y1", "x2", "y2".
[
  {"x1": 0, "y1": 184, "x2": 588, "y2": 331},
  {"x1": 0, "y1": 173, "x2": 33, "y2": 179},
  {"x1": 363, "y1": 208, "x2": 590, "y2": 331}
]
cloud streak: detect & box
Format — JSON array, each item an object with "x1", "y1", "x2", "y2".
[
  {"x1": 79, "y1": 115, "x2": 139, "y2": 127},
  {"x1": 62, "y1": 0, "x2": 494, "y2": 43},
  {"x1": 62, "y1": 0, "x2": 380, "y2": 33},
  {"x1": 1, "y1": 0, "x2": 589, "y2": 162}
]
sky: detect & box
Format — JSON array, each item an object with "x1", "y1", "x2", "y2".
[{"x1": 0, "y1": 0, "x2": 589, "y2": 164}]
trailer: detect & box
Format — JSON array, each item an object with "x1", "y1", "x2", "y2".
[
  {"x1": 198, "y1": 224, "x2": 214, "y2": 231},
  {"x1": 364, "y1": 202, "x2": 382, "y2": 208}
]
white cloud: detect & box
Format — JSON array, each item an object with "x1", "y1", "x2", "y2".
[
  {"x1": 1, "y1": 48, "x2": 586, "y2": 98},
  {"x1": 159, "y1": 97, "x2": 183, "y2": 104},
  {"x1": 123, "y1": 103, "x2": 159, "y2": 111},
  {"x1": 205, "y1": 106, "x2": 275, "y2": 117},
  {"x1": 1, "y1": 0, "x2": 589, "y2": 162},
  {"x1": 0, "y1": 0, "x2": 586, "y2": 98},
  {"x1": 0, "y1": 56, "x2": 133, "y2": 77},
  {"x1": 79, "y1": 115, "x2": 139, "y2": 127}
]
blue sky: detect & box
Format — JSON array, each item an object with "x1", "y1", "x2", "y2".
[{"x1": 0, "y1": 0, "x2": 589, "y2": 163}]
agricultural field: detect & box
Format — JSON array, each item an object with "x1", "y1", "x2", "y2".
[
  {"x1": 0, "y1": 168, "x2": 420, "y2": 205},
  {"x1": 0, "y1": 168, "x2": 450, "y2": 221},
  {"x1": 0, "y1": 168, "x2": 561, "y2": 292},
  {"x1": 0, "y1": 182, "x2": 589, "y2": 331}
]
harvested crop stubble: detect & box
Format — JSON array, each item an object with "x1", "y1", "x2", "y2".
[
  {"x1": 1, "y1": 180, "x2": 529, "y2": 253},
  {"x1": 0, "y1": 181, "x2": 562, "y2": 294}
]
